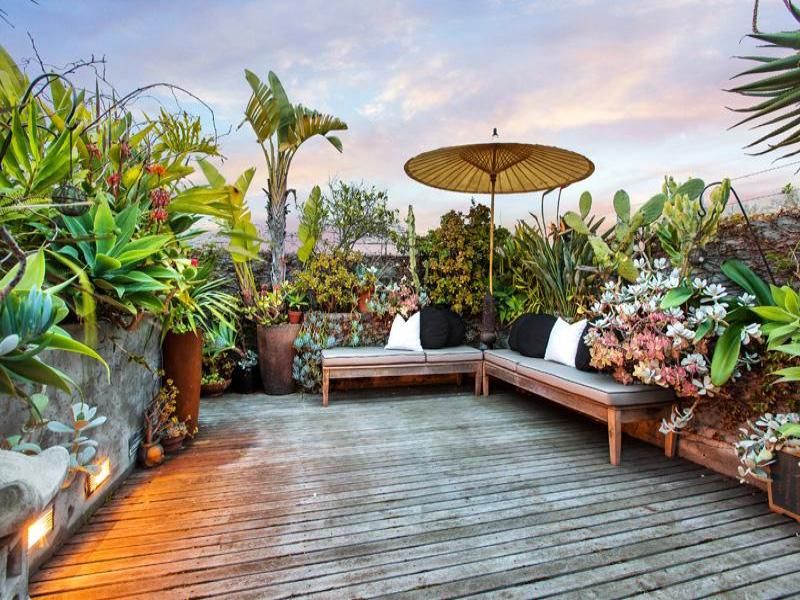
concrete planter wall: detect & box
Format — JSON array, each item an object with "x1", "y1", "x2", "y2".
[{"x1": 0, "y1": 318, "x2": 161, "y2": 572}]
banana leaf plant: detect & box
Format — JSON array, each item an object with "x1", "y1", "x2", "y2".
[
  {"x1": 48, "y1": 196, "x2": 178, "y2": 318},
  {"x1": 242, "y1": 69, "x2": 347, "y2": 287},
  {"x1": 0, "y1": 250, "x2": 107, "y2": 398},
  {"x1": 729, "y1": 1, "x2": 800, "y2": 160}
]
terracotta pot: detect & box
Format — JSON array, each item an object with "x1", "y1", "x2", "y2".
[
  {"x1": 161, "y1": 434, "x2": 185, "y2": 454},
  {"x1": 138, "y1": 441, "x2": 164, "y2": 467},
  {"x1": 358, "y1": 287, "x2": 374, "y2": 313},
  {"x1": 767, "y1": 449, "x2": 800, "y2": 522},
  {"x1": 232, "y1": 366, "x2": 262, "y2": 394},
  {"x1": 288, "y1": 310, "x2": 303, "y2": 325},
  {"x1": 201, "y1": 378, "x2": 231, "y2": 397},
  {"x1": 256, "y1": 323, "x2": 301, "y2": 395},
  {"x1": 163, "y1": 330, "x2": 203, "y2": 433}
]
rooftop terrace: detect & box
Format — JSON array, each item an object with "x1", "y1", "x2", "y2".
[{"x1": 29, "y1": 388, "x2": 800, "y2": 599}]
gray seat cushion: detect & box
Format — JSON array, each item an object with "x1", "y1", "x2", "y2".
[
  {"x1": 424, "y1": 346, "x2": 483, "y2": 363},
  {"x1": 322, "y1": 347, "x2": 426, "y2": 367},
  {"x1": 484, "y1": 349, "x2": 522, "y2": 371},
  {"x1": 514, "y1": 355, "x2": 674, "y2": 407}
]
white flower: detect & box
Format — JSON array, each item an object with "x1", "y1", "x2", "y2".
[
  {"x1": 692, "y1": 277, "x2": 708, "y2": 290},
  {"x1": 741, "y1": 323, "x2": 763, "y2": 345},
  {"x1": 692, "y1": 375, "x2": 716, "y2": 396},
  {"x1": 666, "y1": 307, "x2": 685, "y2": 319},
  {"x1": 653, "y1": 257, "x2": 669, "y2": 271},
  {"x1": 682, "y1": 353, "x2": 709, "y2": 374},
  {"x1": 703, "y1": 283, "x2": 727, "y2": 302},
  {"x1": 738, "y1": 293, "x2": 756, "y2": 307},
  {"x1": 706, "y1": 303, "x2": 728, "y2": 322}
]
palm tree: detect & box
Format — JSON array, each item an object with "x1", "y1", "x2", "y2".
[{"x1": 242, "y1": 70, "x2": 347, "y2": 287}]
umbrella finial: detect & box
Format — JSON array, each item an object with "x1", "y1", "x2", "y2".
[{"x1": 492, "y1": 128, "x2": 499, "y2": 139}]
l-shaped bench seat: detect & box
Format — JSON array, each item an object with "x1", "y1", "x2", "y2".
[
  {"x1": 482, "y1": 349, "x2": 678, "y2": 465},
  {"x1": 321, "y1": 346, "x2": 484, "y2": 407}
]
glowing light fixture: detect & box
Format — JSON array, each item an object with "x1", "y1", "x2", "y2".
[
  {"x1": 27, "y1": 506, "x2": 54, "y2": 549},
  {"x1": 86, "y1": 458, "x2": 111, "y2": 496}
]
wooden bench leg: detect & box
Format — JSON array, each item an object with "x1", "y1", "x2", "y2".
[
  {"x1": 664, "y1": 430, "x2": 678, "y2": 458},
  {"x1": 474, "y1": 365, "x2": 482, "y2": 396},
  {"x1": 607, "y1": 407, "x2": 622, "y2": 466},
  {"x1": 482, "y1": 365, "x2": 490, "y2": 396},
  {"x1": 456, "y1": 373, "x2": 463, "y2": 387},
  {"x1": 322, "y1": 369, "x2": 330, "y2": 407}
]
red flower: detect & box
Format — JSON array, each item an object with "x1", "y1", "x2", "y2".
[
  {"x1": 119, "y1": 140, "x2": 131, "y2": 160},
  {"x1": 150, "y1": 208, "x2": 168, "y2": 223},
  {"x1": 86, "y1": 142, "x2": 101, "y2": 160},
  {"x1": 106, "y1": 172, "x2": 121, "y2": 196},
  {"x1": 145, "y1": 164, "x2": 167, "y2": 177},
  {"x1": 150, "y1": 187, "x2": 171, "y2": 208},
  {"x1": 190, "y1": 257, "x2": 199, "y2": 267}
]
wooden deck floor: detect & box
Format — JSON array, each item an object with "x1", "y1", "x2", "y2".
[{"x1": 30, "y1": 385, "x2": 800, "y2": 599}]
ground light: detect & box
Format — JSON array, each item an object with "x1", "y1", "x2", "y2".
[
  {"x1": 86, "y1": 457, "x2": 111, "y2": 496},
  {"x1": 27, "y1": 506, "x2": 54, "y2": 550}
]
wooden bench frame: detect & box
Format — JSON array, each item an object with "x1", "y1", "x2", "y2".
[
  {"x1": 482, "y1": 361, "x2": 678, "y2": 466},
  {"x1": 322, "y1": 360, "x2": 483, "y2": 407}
]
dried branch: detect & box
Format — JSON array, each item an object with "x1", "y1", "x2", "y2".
[{"x1": 0, "y1": 227, "x2": 27, "y2": 302}]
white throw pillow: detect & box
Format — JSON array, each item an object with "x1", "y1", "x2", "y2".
[
  {"x1": 544, "y1": 318, "x2": 587, "y2": 367},
  {"x1": 385, "y1": 312, "x2": 423, "y2": 352}
]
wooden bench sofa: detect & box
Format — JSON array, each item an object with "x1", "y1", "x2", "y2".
[
  {"x1": 321, "y1": 346, "x2": 483, "y2": 407},
  {"x1": 482, "y1": 349, "x2": 678, "y2": 465}
]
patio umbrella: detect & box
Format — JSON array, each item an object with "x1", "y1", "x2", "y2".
[{"x1": 404, "y1": 130, "x2": 594, "y2": 343}]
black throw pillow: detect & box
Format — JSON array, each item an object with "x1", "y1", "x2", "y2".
[
  {"x1": 443, "y1": 308, "x2": 465, "y2": 347},
  {"x1": 420, "y1": 306, "x2": 450, "y2": 349},
  {"x1": 511, "y1": 313, "x2": 557, "y2": 358},
  {"x1": 574, "y1": 323, "x2": 595, "y2": 372}
]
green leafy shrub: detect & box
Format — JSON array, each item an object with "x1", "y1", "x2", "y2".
[
  {"x1": 324, "y1": 181, "x2": 398, "y2": 252},
  {"x1": 420, "y1": 202, "x2": 508, "y2": 316},
  {"x1": 295, "y1": 251, "x2": 360, "y2": 312}
]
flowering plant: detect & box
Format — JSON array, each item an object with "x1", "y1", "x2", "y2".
[
  {"x1": 244, "y1": 286, "x2": 287, "y2": 327},
  {"x1": 164, "y1": 418, "x2": 189, "y2": 440},
  {"x1": 366, "y1": 277, "x2": 428, "y2": 319},
  {"x1": 735, "y1": 413, "x2": 800, "y2": 481},
  {"x1": 585, "y1": 256, "x2": 762, "y2": 431}
]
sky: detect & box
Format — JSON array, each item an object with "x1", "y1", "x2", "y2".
[{"x1": 3, "y1": 0, "x2": 799, "y2": 233}]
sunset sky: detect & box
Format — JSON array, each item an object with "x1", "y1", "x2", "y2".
[{"x1": 3, "y1": 0, "x2": 798, "y2": 232}]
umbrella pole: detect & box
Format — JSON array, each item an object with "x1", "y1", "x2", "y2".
[
  {"x1": 481, "y1": 177, "x2": 498, "y2": 349},
  {"x1": 489, "y1": 178, "x2": 495, "y2": 295}
]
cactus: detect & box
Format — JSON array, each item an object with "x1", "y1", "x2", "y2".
[
  {"x1": 406, "y1": 205, "x2": 421, "y2": 291},
  {"x1": 564, "y1": 187, "x2": 666, "y2": 281}
]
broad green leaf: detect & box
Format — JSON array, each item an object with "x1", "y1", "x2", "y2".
[
  {"x1": 563, "y1": 211, "x2": 590, "y2": 235},
  {"x1": 613, "y1": 190, "x2": 630, "y2": 223},
  {"x1": 93, "y1": 199, "x2": 117, "y2": 255},
  {"x1": 661, "y1": 286, "x2": 694, "y2": 309},
  {"x1": 579, "y1": 191, "x2": 592, "y2": 218},
  {"x1": 721, "y1": 259, "x2": 773, "y2": 306},
  {"x1": 711, "y1": 324, "x2": 743, "y2": 386},
  {"x1": 752, "y1": 306, "x2": 796, "y2": 323}
]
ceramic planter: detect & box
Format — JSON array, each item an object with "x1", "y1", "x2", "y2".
[
  {"x1": 163, "y1": 330, "x2": 203, "y2": 433},
  {"x1": 232, "y1": 365, "x2": 262, "y2": 394},
  {"x1": 161, "y1": 434, "x2": 186, "y2": 454},
  {"x1": 288, "y1": 310, "x2": 303, "y2": 324},
  {"x1": 201, "y1": 378, "x2": 231, "y2": 397},
  {"x1": 138, "y1": 441, "x2": 164, "y2": 467},
  {"x1": 358, "y1": 287, "x2": 374, "y2": 313},
  {"x1": 768, "y1": 449, "x2": 800, "y2": 522},
  {"x1": 256, "y1": 323, "x2": 301, "y2": 395}
]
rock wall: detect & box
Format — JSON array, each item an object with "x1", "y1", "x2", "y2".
[{"x1": 0, "y1": 318, "x2": 161, "y2": 572}]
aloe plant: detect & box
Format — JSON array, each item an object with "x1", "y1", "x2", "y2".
[
  {"x1": 0, "y1": 250, "x2": 107, "y2": 397},
  {"x1": 49, "y1": 196, "x2": 177, "y2": 317}
]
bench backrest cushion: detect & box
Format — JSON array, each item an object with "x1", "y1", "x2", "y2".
[{"x1": 509, "y1": 313, "x2": 557, "y2": 358}]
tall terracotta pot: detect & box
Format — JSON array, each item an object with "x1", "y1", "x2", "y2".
[
  {"x1": 256, "y1": 324, "x2": 301, "y2": 395},
  {"x1": 163, "y1": 330, "x2": 203, "y2": 432}
]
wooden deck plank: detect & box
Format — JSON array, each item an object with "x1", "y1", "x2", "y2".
[{"x1": 29, "y1": 388, "x2": 800, "y2": 599}]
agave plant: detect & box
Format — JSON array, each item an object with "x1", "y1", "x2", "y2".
[
  {"x1": 49, "y1": 196, "x2": 177, "y2": 318},
  {"x1": 0, "y1": 250, "x2": 107, "y2": 397},
  {"x1": 242, "y1": 70, "x2": 347, "y2": 287},
  {"x1": 729, "y1": 1, "x2": 800, "y2": 160}
]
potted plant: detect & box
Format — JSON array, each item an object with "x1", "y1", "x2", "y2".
[
  {"x1": 162, "y1": 258, "x2": 239, "y2": 432},
  {"x1": 285, "y1": 284, "x2": 309, "y2": 324},
  {"x1": 201, "y1": 322, "x2": 236, "y2": 397},
  {"x1": 161, "y1": 418, "x2": 189, "y2": 454},
  {"x1": 736, "y1": 413, "x2": 800, "y2": 522},
  {"x1": 246, "y1": 286, "x2": 300, "y2": 395},
  {"x1": 232, "y1": 349, "x2": 261, "y2": 394},
  {"x1": 355, "y1": 264, "x2": 379, "y2": 313},
  {"x1": 139, "y1": 380, "x2": 181, "y2": 468}
]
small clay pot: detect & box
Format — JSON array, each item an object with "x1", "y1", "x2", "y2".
[
  {"x1": 358, "y1": 287, "x2": 374, "y2": 313},
  {"x1": 288, "y1": 310, "x2": 303, "y2": 325},
  {"x1": 138, "y1": 441, "x2": 165, "y2": 468},
  {"x1": 201, "y1": 378, "x2": 231, "y2": 397},
  {"x1": 161, "y1": 434, "x2": 186, "y2": 454}
]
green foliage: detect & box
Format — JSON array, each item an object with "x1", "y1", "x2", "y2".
[
  {"x1": 420, "y1": 202, "x2": 506, "y2": 316},
  {"x1": 0, "y1": 251, "x2": 107, "y2": 397},
  {"x1": 324, "y1": 181, "x2": 398, "y2": 252},
  {"x1": 500, "y1": 216, "x2": 600, "y2": 319},
  {"x1": 242, "y1": 69, "x2": 347, "y2": 286},
  {"x1": 293, "y1": 312, "x2": 362, "y2": 392},
  {"x1": 563, "y1": 188, "x2": 664, "y2": 281},
  {"x1": 656, "y1": 177, "x2": 729, "y2": 278},
  {"x1": 295, "y1": 251, "x2": 360, "y2": 313},
  {"x1": 406, "y1": 205, "x2": 420, "y2": 292},
  {"x1": 297, "y1": 185, "x2": 326, "y2": 264},
  {"x1": 47, "y1": 402, "x2": 106, "y2": 483},
  {"x1": 729, "y1": 3, "x2": 800, "y2": 161}
]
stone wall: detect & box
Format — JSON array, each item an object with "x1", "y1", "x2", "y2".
[{"x1": 1, "y1": 318, "x2": 161, "y2": 572}]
